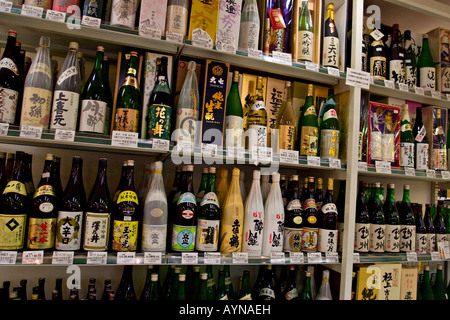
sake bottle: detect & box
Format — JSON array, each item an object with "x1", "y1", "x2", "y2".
[
  {"x1": 384, "y1": 183, "x2": 400, "y2": 253},
  {"x1": 399, "y1": 184, "x2": 416, "y2": 252},
  {"x1": 404, "y1": 30, "x2": 417, "y2": 88},
  {"x1": 268, "y1": 0, "x2": 286, "y2": 54},
  {"x1": 216, "y1": 168, "x2": 229, "y2": 208},
  {"x1": 196, "y1": 167, "x2": 209, "y2": 204},
  {"x1": 275, "y1": 81, "x2": 296, "y2": 152},
  {"x1": 101, "y1": 55, "x2": 113, "y2": 135},
  {"x1": 50, "y1": 42, "x2": 81, "y2": 132},
  {"x1": 389, "y1": 24, "x2": 405, "y2": 84},
  {"x1": 322, "y1": 3, "x2": 339, "y2": 69},
  {"x1": 298, "y1": 84, "x2": 319, "y2": 156},
  {"x1": 434, "y1": 205, "x2": 448, "y2": 248},
  {"x1": 418, "y1": 34, "x2": 436, "y2": 91},
  {"x1": 297, "y1": 0, "x2": 314, "y2": 62},
  {"x1": 110, "y1": 0, "x2": 138, "y2": 29},
  {"x1": 424, "y1": 204, "x2": 436, "y2": 254},
  {"x1": 219, "y1": 168, "x2": 244, "y2": 253},
  {"x1": 315, "y1": 270, "x2": 332, "y2": 300},
  {"x1": 165, "y1": 0, "x2": 189, "y2": 38},
  {"x1": 414, "y1": 203, "x2": 427, "y2": 254},
  {"x1": 318, "y1": 178, "x2": 338, "y2": 253},
  {"x1": 368, "y1": 182, "x2": 385, "y2": 253},
  {"x1": 369, "y1": 28, "x2": 387, "y2": 81},
  {"x1": 355, "y1": 181, "x2": 370, "y2": 253},
  {"x1": 242, "y1": 170, "x2": 264, "y2": 256},
  {"x1": 20, "y1": 36, "x2": 53, "y2": 129},
  {"x1": 225, "y1": 71, "x2": 244, "y2": 149},
  {"x1": 247, "y1": 76, "x2": 268, "y2": 151},
  {"x1": 283, "y1": 174, "x2": 302, "y2": 252},
  {"x1": 400, "y1": 104, "x2": 414, "y2": 168},
  {"x1": 260, "y1": 171, "x2": 271, "y2": 201},
  {"x1": 319, "y1": 97, "x2": 340, "y2": 160},
  {"x1": 413, "y1": 107, "x2": 429, "y2": 171},
  {"x1": 238, "y1": 0, "x2": 260, "y2": 52}
]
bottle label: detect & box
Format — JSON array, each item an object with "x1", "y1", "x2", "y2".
[
  {"x1": 148, "y1": 104, "x2": 172, "y2": 141},
  {"x1": 322, "y1": 36, "x2": 339, "y2": 68},
  {"x1": 279, "y1": 124, "x2": 296, "y2": 150},
  {"x1": 301, "y1": 227, "x2": 318, "y2": 251},
  {"x1": 389, "y1": 59, "x2": 405, "y2": 83},
  {"x1": 220, "y1": 217, "x2": 243, "y2": 252},
  {"x1": 399, "y1": 225, "x2": 416, "y2": 252},
  {"x1": 419, "y1": 67, "x2": 436, "y2": 90},
  {"x1": 441, "y1": 65, "x2": 450, "y2": 93},
  {"x1": 405, "y1": 65, "x2": 417, "y2": 88},
  {"x1": 385, "y1": 224, "x2": 400, "y2": 252},
  {"x1": 114, "y1": 108, "x2": 139, "y2": 133},
  {"x1": 33, "y1": 184, "x2": 55, "y2": 198},
  {"x1": 415, "y1": 232, "x2": 427, "y2": 254},
  {"x1": 415, "y1": 126, "x2": 426, "y2": 143},
  {"x1": 302, "y1": 198, "x2": 317, "y2": 211},
  {"x1": 283, "y1": 227, "x2": 302, "y2": 252},
  {"x1": 243, "y1": 214, "x2": 263, "y2": 256},
  {"x1": 116, "y1": 190, "x2": 139, "y2": 204},
  {"x1": 248, "y1": 124, "x2": 267, "y2": 148},
  {"x1": 56, "y1": 66, "x2": 78, "y2": 86},
  {"x1": 2, "y1": 181, "x2": 27, "y2": 196},
  {"x1": 354, "y1": 223, "x2": 370, "y2": 252},
  {"x1": 166, "y1": 4, "x2": 188, "y2": 34},
  {"x1": 239, "y1": 21, "x2": 259, "y2": 51},
  {"x1": 285, "y1": 288, "x2": 299, "y2": 300},
  {"x1": 225, "y1": 115, "x2": 244, "y2": 148},
  {"x1": 369, "y1": 223, "x2": 385, "y2": 252},
  {"x1": 239, "y1": 293, "x2": 252, "y2": 300},
  {"x1": 318, "y1": 228, "x2": 338, "y2": 253},
  {"x1": 259, "y1": 287, "x2": 275, "y2": 299},
  {"x1": 171, "y1": 224, "x2": 196, "y2": 251},
  {"x1": 195, "y1": 218, "x2": 219, "y2": 251},
  {"x1": 298, "y1": 30, "x2": 314, "y2": 61},
  {"x1": 426, "y1": 233, "x2": 436, "y2": 253},
  {"x1": 27, "y1": 217, "x2": 57, "y2": 249},
  {"x1": 142, "y1": 223, "x2": 167, "y2": 252},
  {"x1": 29, "y1": 62, "x2": 52, "y2": 77},
  {"x1": 177, "y1": 192, "x2": 196, "y2": 206},
  {"x1": 175, "y1": 107, "x2": 197, "y2": 142},
  {"x1": 56, "y1": 210, "x2": 83, "y2": 250},
  {"x1": 21, "y1": 87, "x2": 53, "y2": 128},
  {"x1": 110, "y1": 0, "x2": 136, "y2": 28},
  {"x1": 433, "y1": 148, "x2": 447, "y2": 170},
  {"x1": 436, "y1": 234, "x2": 448, "y2": 247},
  {"x1": 251, "y1": 100, "x2": 265, "y2": 111},
  {"x1": 83, "y1": 212, "x2": 110, "y2": 250},
  {"x1": 400, "y1": 142, "x2": 414, "y2": 167},
  {"x1": 111, "y1": 219, "x2": 138, "y2": 251},
  {"x1": 0, "y1": 214, "x2": 26, "y2": 250},
  {"x1": 0, "y1": 57, "x2": 19, "y2": 75},
  {"x1": 320, "y1": 129, "x2": 339, "y2": 159},
  {"x1": 287, "y1": 199, "x2": 301, "y2": 212},
  {"x1": 200, "y1": 192, "x2": 219, "y2": 207},
  {"x1": 0, "y1": 87, "x2": 19, "y2": 124},
  {"x1": 370, "y1": 56, "x2": 387, "y2": 80},
  {"x1": 50, "y1": 90, "x2": 80, "y2": 131},
  {"x1": 323, "y1": 108, "x2": 338, "y2": 121},
  {"x1": 299, "y1": 126, "x2": 318, "y2": 156},
  {"x1": 79, "y1": 99, "x2": 107, "y2": 133}
]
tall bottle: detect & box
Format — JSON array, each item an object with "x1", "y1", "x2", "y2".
[
  {"x1": 369, "y1": 28, "x2": 387, "y2": 81},
  {"x1": 216, "y1": 168, "x2": 229, "y2": 208},
  {"x1": 400, "y1": 104, "x2": 415, "y2": 168},
  {"x1": 196, "y1": 167, "x2": 208, "y2": 205},
  {"x1": 315, "y1": 178, "x2": 324, "y2": 211},
  {"x1": 316, "y1": 270, "x2": 332, "y2": 300},
  {"x1": 172, "y1": 165, "x2": 197, "y2": 252},
  {"x1": 413, "y1": 107, "x2": 429, "y2": 171},
  {"x1": 298, "y1": 84, "x2": 319, "y2": 156},
  {"x1": 420, "y1": 265, "x2": 434, "y2": 300},
  {"x1": 277, "y1": 265, "x2": 298, "y2": 300},
  {"x1": 418, "y1": 34, "x2": 436, "y2": 91},
  {"x1": 238, "y1": 0, "x2": 260, "y2": 52},
  {"x1": 111, "y1": 160, "x2": 139, "y2": 252},
  {"x1": 302, "y1": 177, "x2": 319, "y2": 252},
  {"x1": 404, "y1": 30, "x2": 417, "y2": 88},
  {"x1": 322, "y1": 3, "x2": 339, "y2": 69},
  {"x1": 434, "y1": 205, "x2": 448, "y2": 248},
  {"x1": 50, "y1": 42, "x2": 81, "y2": 131},
  {"x1": 55, "y1": 156, "x2": 86, "y2": 251},
  {"x1": 174, "y1": 61, "x2": 199, "y2": 144},
  {"x1": 283, "y1": 175, "x2": 302, "y2": 252},
  {"x1": 165, "y1": 0, "x2": 189, "y2": 38},
  {"x1": 432, "y1": 264, "x2": 446, "y2": 300},
  {"x1": 424, "y1": 204, "x2": 436, "y2": 254},
  {"x1": 0, "y1": 30, "x2": 21, "y2": 125},
  {"x1": 318, "y1": 178, "x2": 338, "y2": 253},
  {"x1": 20, "y1": 36, "x2": 53, "y2": 128},
  {"x1": 297, "y1": 0, "x2": 314, "y2": 62},
  {"x1": 260, "y1": 171, "x2": 271, "y2": 201},
  {"x1": 141, "y1": 161, "x2": 167, "y2": 252},
  {"x1": 355, "y1": 181, "x2": 370, "y2": 252},
  {"x1": 86, "y1": 278, "x2": 96, "y2": 300},
  {"x1": 258, "y1": 265, "x2": 276, "y2": 300},
  {"x1": 246, "y1": 76, "x2": 268, "y2": 150},
  {"x1": 101, "y1": 56, "x2": 113, "y2": 134},
  {"x1": 399, "y1": 184, "x2": 416, "y2": 252},
  {"x1": 301, "y1": 271, "x2": 312, "y2": 300},
  {"x1": 147, "y1": 57, "x2": 173, "y2": 143},
  {"x1": 368, "y1": 182, "x2": 385, "y2": 253},
  {"x1": 219, "y1": 168, "x2": 244, "y2": 253},
  {"x1": 238, "y1": 270, "x2": 252, "y2": 300},
  {"x1": 115, "y1": 266, "x2": 136, "y2": 301},
  {"x1": 196, "y1": 167, "x2": 221, "y2": 252},
  {"x1": 319, "y1": 97, "x2": 340, "y2": 159},
  {"x1": 389, "y1": 24, "x2": 405, "y2": 84},
  {"x1": 275, "y1": 81, "x2": 296, "y2": 151},
  {"x1": 0, "y1": 151, "x2": 28, "y2": 250},
  {"x1": 268, "y1": 0, "x2": 286, "y2": 54},
  {"x1": 110, "y1": 0, "x2": 138, "y2": 29},
  {"x1": 225, "y1": 71, "x2": 244, "y2": 149},
  {"x1": 27, "y1": 153, "x2": 57, "y2": 250},
  {"x1": 52, "y1": 279, "x2": 62, "y2": 301},
  {"x1": 262, "y1": 172, "x2": 285, "y2": 256},
  {"x1": 433, "y1": 109, "x2": 446, "y2": 171},
  {"x1": 79, "y1": 46, "x2": 110, "y2": 134},
  {"x1": 384, "y1": 184, "x2": 400, "y2": 253},
  {"x1": 114, "y1": 51, "x2": 141, "y2": 133},
  {"x1": 83, "y1": 158, "x2": 111, "y2": 251},
  {"x1": 141, "y1": 271, "x2": 161, "y2": 301}
]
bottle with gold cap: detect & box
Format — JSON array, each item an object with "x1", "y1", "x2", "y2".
[
  {"x1": 302, "y1": 176, "x2": 319, "y2": 252},
  {"x1": 298, "y1": 84, "x2": 319, "y2": 156},
  {"x1": 246, "y1": 76, "x2": 268, "y2": 151},
  {"x1": 322, "y1": 3, "x2": 339, "y2": 69},
  {"x1": 225, "y1": 70, "x2": 244, "y2": 149},
  {"x1": 317, "y1": 178, "x2": 338, "y2": 253},
  {"x1": 275, "y1": 81, "x2": 296, "y2": 152}
]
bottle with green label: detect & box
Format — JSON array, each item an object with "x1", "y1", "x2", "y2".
[
  {"x1": 384, "y1": 183, "x2": 400, "y2": 253},
  {"x1": 418, "y1": 34, "x2": 436, "y2": 91},
  {"x1": 297, "y1": 0, "x2": 314, "y2": 62},
  {"x1": 114, "y1": 51, "x2": 141, "y2": 133},
  {"x1": 400, "y1": 104, "x2": 414, "y2": 168},
  {"x1": 246, "y1": 76, "x2": 267, "y2": 151},
  {"x1": 298, "y1": 84, "x2": 319, "y2": 156},
  {"x1": 319, "y1": 96, "x2": 339, "y2": 160},
  {"x1": 404, "y1": 30, "x2": 417, "y2": 88},
  {"x1": 225, "y1": 71, "x2": 244, "y2": 149}
]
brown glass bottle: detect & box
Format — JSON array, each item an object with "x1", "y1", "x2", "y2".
[
  {"x1": 301, "y1": 176, "x2": 319, "y2": 252},
  {"x1": 283, "y1": 175, "x2": 302, "y2": 252},
  {"x1": 318, "y1": 178, "x2": 338, "y2": 253}
]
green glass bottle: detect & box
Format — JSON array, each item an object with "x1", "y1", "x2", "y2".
[
  {"x1": 418, "y1": 35, "x2": 436, "y2": 91},
  {"x1": 198, "y1": 273, "x2": 215, "y2": 300},
  {"x1": 384, "y1": 184, "x2": 400, "y2": 253},
  {"x1": 319, "y1": 94, "x2": 339, "y2": 160},
  {"x1": 216, "y1": 269, "x2": 228, "y2": 300},
  {"x1": 223, "y1": 265, "x2": 235, "y2": 300},
  {"x1": 101, "y1": 55, "x2": 113, "y2": 135},
  {"x1": 421, "y1": 265, "x2": 435, "y2": 300},
  {"x1": 297, "y1": 0, "x2": 314, "y2": 62},
  {"x1": 369, "y1": 182, "x2": 385, "y2": 253},
  {"x1": 140, "y1": 267, "x2": 161, "y2": 300},
  {"x1": 434, "y1": 204, "x2": 448, "y2": 247},
  {"x1": 432, "y1": 264, "x2": 446, "y2": 300},
  {"x1": 404, "y1": 30, "x2": 417, "y2": 88},
  {"x1": 162, "y1": 265, "x2": 175, "y2": 300},
  {"x1": 400, "y1": 104, "x2": 415, "y2": 168},
  {"x1": 190, "y1": 266, "x2": 201, "y2": 300},
  {"x1": 206, "y1": 265, "x2": 216, "y2": 298},
  {"x1": 399, "y1": 184, "x2": 416, "y2": 252},
  {"x1": 355, "y1": 181, "x2": 370, "y2": 253},
  {"x1": 196, "y1": 167, "x2": 209, "y2": 204},
  {"x1": 175, "y1": 274, "x2": 186, "y2": 300},
  {"x1": 301, "y1": 271, "x2": 312, "y2": 300},
  {"x1": 298, "y1": 84, "x2": 319, "y2": 156},
  {"x1": 114, "y1": 51, "x2": 141, "y2": 133},
  {"x1": 168, "y1": 267, "x2": 181, "y2": 300},
  {"x1": 225, "y1": 71, "x2": 244, "y2": 149},
  {"x1": 238, "y1": 270, "x2": 252, "y2": 300}
]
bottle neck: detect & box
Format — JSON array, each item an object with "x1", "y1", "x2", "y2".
[
  {"x1": 39, "y1": 160, "x2": 54, "y2": 186},
  {"x1": 206, "y1": 173, "x2": 216, "y2": 193},
  {"x1": 386, "y1": 188, "x2": 395, "y2": 203},
  {"x1": 2, "y1": 34, "x2": 17, "y2": 59},
  {"x1": 402, "y1": 189, "x2": 410, "y2": 203},
  {"x1": 94, "y1": 50, "x2": 104, "y2": 71}
]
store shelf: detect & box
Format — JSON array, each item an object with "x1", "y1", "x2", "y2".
[
  {"x1": 357, "y1": 252, "x2": 449, "y2": 264},
  {"x1": 358, "y1": 165, "x2": 450, "y2": 183}
]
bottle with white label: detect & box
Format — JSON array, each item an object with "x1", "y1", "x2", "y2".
[
  {"x1": 242, "y1": 170, "x2": 264, "y2": 256},
  {"x1": 355, "y1": 181, "x2": 370, "y2": 252},
  {"x1": 418, "y1": 34, "x2": 436, "y2": 91},
  {"x1": 389, "y1": 24, "x2": 405, "y2": 84},
  {"x1": 399, "y1": 184, "x2": 416, "y2": 252},
  {"x1": 423, "y1": 204, "x2": 435, "y2": 254},
  {"x1": 368, "y1": 182, "x2": 385, "y2": 253},
  {"x1": 262, "y1": 172, "x2": 284, "y2": 256},
  {"x1": 246, "y1": 76, "x2": 267, "y2": 151},
  {"x1": 110, "y1": 0, "x2": 137, "y2": 29},
  {"x1": 400, "y1": 104, "x2": 415, "y2": 168},
  {"x1": 414, "y1": 203, "x2": 427, "y2": 254},
  {"x1": 225, "y1": 71, "x2": 244, "y2": 149},
  {"x1": 434, "y1": 204, "x2": 448, "y2": 250},
  {"x1": 165, "y1": 0, "x2": 189, "y2": 38},
  {"x1": 238, "y1": 0, "x2": 260, "y2": 52},
  {"x1": 297, "y1": 0, "x2": 314, "y2": 62},
  {"x1": 413, "y1": 107, "x2": 428, "y2": 171},
  {"x1": 50, "y1": 42, "x2": 81, "y2": 132},
  {"x1": 404, "y1": 30, "x2": 417, "y2": 88},
  {"x1": 322, "y1": 3, "x2": 339, "y2": 69},
  {"x1": 318, "y1": 178, "x2": 338, "y2": 253},
  {"x1": 384, "y1": 184, "x2": 400, "y2": 253},
  {"x1": 283, "y1": 175, "x2": 302, "y2": 252}
]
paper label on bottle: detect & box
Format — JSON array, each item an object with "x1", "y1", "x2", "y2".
[
  {"x1": 191, "y1": 28, "x2": 213, "y2": 49},
  {"x1": 298, "y1": 30, "x2": 314, "y2": 61},
  {"x1": 369, "y1": 223, "x2": 385, "y2": 252},
  {"x1": 318, "y1": 227, "x2": 338, "y2": 253},
  {"x1": 83, "y1": 212, "x2": 110, "y2": 250},
  {"x1": 400, "y1": 225, "x2": 416, "y2": 252},
  {"x1": 405, "y1": 65, "x2": 417, "y2": 88},
  {"x1": 299, "y1": 126, "x2": 318, "y2": 156},
  {"x1": 139, "y1": 19, "x2": 162, "y2": 39},
  {"x1": 78, "y1": 99, "x2": 107, "y2": 134},
  {"x1": 225, "y1": 115, "x2": 244, "y2": 148},
  {"x1": 0, "y1": 214, "x2": 26, "y2": 250},
  {"x1": 389, "y1": 60, "x2": 405, "y2": 84},
  {"x1": 400, "y1": 142, "x2": 414, "y2": 167},
  {"x1": 55, "y1": 211, "x2": 83, "y2": 250},
  {"x1": 239, "y1": 21, "x2": 259, "y2": 52},
  {"x1": 301, "y1": 227, "x2": 318, "y2": 252},
  {"x1": 354, "y1": 223, "x2": 370, "y2": 252},
  {"x1": 56, "y1": 66, "x2": 78, "y2": 86},
  {"x1": 320, "y1": 129, "x2": 339, "y2": 159},
  {"x1": 322, "y1": 36, "x2": 339, "y2": 68},
  {"x1": 141, "y1": 223, "x2": 167, "y2": 252},
  {"x1": 433, "y1": 148, "x2": 447, "y2": 171},
  {"x1": 111, "y1": 219, "x2": 138, "y2": 252},
  {"x1": 426, "y1": 233, "x2": 436, "y2": 253},
  {"x1": 248, "y1": 124, "x2": 267, "y2": 149},
  {"x1": 243, "y1": 214, "x2": 263, "y2": 256},
  {"x1": 27, "y1": 217, "x2": 56, "y2": 249},
  {"x1": 384, "y1": 224, "x2": 400, "y2": 252},
  {"x1": 113, "y1": 108, "x2": 139, "y2": 133},
  {"x1": 116, "y1": 190, "x2": 138, "y2": 205},
  {"x1": 50, "y1": 90, "x2": 80, "y2": 131},
  {"x1": 177, "y1": 192, "x2": 196, "y2": 206},
  {"x1": 420, "y1": 67, "x2": 436, "y2": 90},
  {"x1": 199, "y1": 192, "x2": 219, "y2": 207},
  {"x1": 278, "y1": 124, "x2": 295, "y2": 151},
  {"x1": 21, "y1": 87, "x2": 52, "y2": 128},
  {"x1": 21, "y1": 4, "x2": 44, "y2": 18},
  {"x1": 0, "y1": 87, "x2": 19, "y2": 124},
  {"x1": 195, "y1": 218, "x2": 219, "y2": 251},
  {"x1": 110, "y1": 0, "x2": 136, "y2": 29},
  {"x1": 369, "y1": 57, "x2": 387, "y2": 81},
  {"x1": 81, "y1": 15, "x2": 101, "y2": 28},
  {"x1": 171, "y1": 224, "x2": 196, "y2": 251},
  {"x1": 148, "y1": 104, "x2": 172, "y2": 141},
  {"x1": 0, "y1": 57, "x2": 19, "y2": 76},
  {"x1": 3, "y1": 181, "x2": 27, "y2": 196},
  {"x1": 283, "y1": 227, "x2": 302, "y2": 252},
  {"x1": 166, "y1": 5, "x2": 187, "y2": 35},
  {"x1": 441, "y1": 66, "x2": 450, "y2": 93},
  {"x1": 175, "y1": 107, "x2": 196, "y2": 142},
  {"x1": 415, "y1": 233, "x2": 427, "y2": 254}
]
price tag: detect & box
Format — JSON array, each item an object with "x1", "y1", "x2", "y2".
[
  {"x1": 441, "y1": 171, "x2": 450, "y2": 179},
  {"x1": 181, "y1": 252, "x2": 198, "y2": 264},
  {"x1": 307, "y1": 155, "x2": 321, "y2": 166},
  {"x1": 430, "y1": 251, "x2": 440, "y2": 261},
  {"x1": 22, "y1": 250, "x2": 44, "y2": 264},
  {"x1": 327, "y1": 66, "x2": 340, "y2": 77},
  {"x1": 202, "y1": 143, "x2": 218, "y2": 157},
  {"x1": 438, "y1": 240, "x2": 450, "y2": 259},
  {"x1": 305, "y1": 61, "x2": 319, "y2": 72},
  {"x1": 175, "y1": 140, "x2": 193, "y2": 153},
  {"x1": 384, "y1": 79, "x2": 395, "y2": 89},
  {"x1": 248, "y1": 48, "x2": 263, "y2": 60},
  {"x1": 329, "y1": 158, "x2": 341, "y2": 169},
  {"x1": 52, "y1": 251, "x2": 74, "y2": 264},
  {"x1": 20, "y1": 125, "x2": 42, "y2": 139},
  {"x1": 279, "y1": 149, "x2": 299, "y2": 164},
  {"x1": 139, "y1": 27, "x2": 162, "y2": 40},
  {"x1": 258, "y1": 146, "x2": 273, "y2": 163},
  {"x1": 117, "y1": 252, "x2": 136, "y2": 264},
  {"x1": 151, "y1": 138, "x2": 170, "y2": 151},
  {"x1": 165, "y1": 32, "x2": 184, "y2": 44},
  {"x1": 0, "y1": 251, "x2": 17, "y2": 264},
  {"x1": 426, "y1": 169, "x2": 436, "y2": 178},
  {"x1": 111, "y1": 131, "x2": 138, "y2": 148},
  {"x1": 272, "y1": 51, "x2": 292, "y2": 66},
  {"x1": 370, "y1": 29, "x2": 384, "y2": 41},
  {"x1": 227, "y1": 146, "x2": 244, "y2": 159},
  {"x1": 406, "y1": 252, "x2": 417, "y2": 262},
  {"x1": 398, "y1": 83, "x2": 409, "y2": 92},
  {"x1": 375, "y1": 160, "x2": 391, "y2": 174},
  {"x1": 270, "y1": 252, "x2": 285, "y2": 263},
  {"x1": 232, "y1": 252, "x2": 248, "y2": 264},
  {"x1": 0, "y1": 0, "x2": 12, "y2": 13},
  {"x1": 143, "y1": 252, "x2": 162, "y2": 264},
  {"x1": 289, "y1": 252, "x2": 304, "y2": 264},
  {"x1": 431, "y1": 91, "x2": 441, "y2": 99},
  {"x1": 54, "y1": 129, "x2": 75, "y2": 142},
  {"x1": 307, "y1": 252, "x2": 322, "y2": 263},
  {"x1": 86, "y1": 251, "x2": 107, "y2": 265},
  {"x1": 404, "y1": 167, "x2": 416, "y2": 176},
  {"x1": 345, "y1": 68, "x2": 371, "y2": 90},
  {"x1": 45, "y1": 9, "x2": 66, "y2": 22},
  {"x1": 353, "y1": 252, "x2": 360, "y2": 263},
  {"x1": 21, "y1": 4, "x2": 44, "y2": 18},
  {"x1": 0, "y1": 123, "x2": 9, "y2": 136},
  {"x1": 358, "y1": 161, "x2": 368, "y2": 171},
  {"x1": 414, "y1": 86, "x2": 425, "y2": 95},
  {"x1": 446, "y1": 94, "x2": 450, "y2": 101},
  {"x1": 325, "y1": 252, "x2": 339, "y2": 263},
  {"x1": 81, "y1": 15, "x2": 101, "y2": 28},
  {"x1": 204, "y1": 252, "x2": 221, "y2": 264}
]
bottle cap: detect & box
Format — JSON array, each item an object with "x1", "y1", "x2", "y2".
[
  {"x1": 69, "y1": 42, "x2": 79, "y2": 51},
  {"x1": 97, "y1": 46, "x2": 104, "y2": 52},
  {"x1": 153, "y1": 161, "x2": 163, "y2": 172},
  {"x1": 404, "y1": 184, "x2": 410, "y2": 190},
  {"x1": 200, "y1": 273, "x2": 208, "y2": 280},
  {"x1": 281, "y1": 175, "x2": 286, "y2": 180},
  {"x1": 130, "y1": 51, "x2": 138, "y2": 57},
  {"x1": 127, "y1": 160, "x2": 134, "y2": 166},
  {"x1": 8, "y1": 30, "x2": 17, "y2": 37},
  {"x1": 285, "y1": 81, "x2": 291, "y2": 87},
  {"x1": 253, "y1": 170, "x2": 260, "y2": 180},
  {"x1": 174, "y1": 267, "x2": 181, "y2": 273},
  {"x1": 187, "y1": 60, "x2": 196, "y2": 70},
  {"x1": 388, "y1": 183, "x2": 395, "y2": 188},
  {"x1": 437, "y1": 264, "x2": 443, "y2": 270},
  {"x1": 186, "y1": 165, "x2": 194, "y2": 171},
  {"x1": 209, "y1": 167, "x2": 216, "y2": 174},
  {"x1": 202, "y1": 167, "x2": 209, "y2": 173},
  {"x1": 151, "y1": 274, "x2": 158, "y2": 281},
  {"x1": 179, "y1": 274, "x2": 186, "y2": 281},
  {"x1": 232, "y1": 167, "x2": 240, "y2": 176},
  {"x1": 233, "y1": 70, "x2": 240, "y2": 82}
]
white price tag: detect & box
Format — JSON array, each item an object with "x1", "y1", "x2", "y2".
[
  {"x1": 248, "y1": 48, "x2": 263, "y2": 60},
  {"x1": 426, "y1": 169, "x2": 436, "y2": 178},
  {"x1": 398, "y1": 83, "x2": 409, "y2": 92},
  {"x1": 329, "y1": 158, "x2": 341, "y2": 168},
  {"x1": 353, "y1": 252, "x2": 360, "y2": 263},
  {"x1": 370, "y1": 29, "x2": 384, "y2": 41},
  {"x1": 384, "y1": 79, "x2": 395, "y2": 89},
  {"x1": 117, "y1": 252, "x2": 136, "y2": 264},
  {"x1": 0, "y1": 251, "x2": 16, "y2": 264},
  {"x1": 431, "y1": 91, "x2": 441, "y2": 99},
  {"x1": 438, "y1": 240, "x2": 450, "y2": 259},
  {"x1": 227, "y1": 146, "x2": 244, "y2": 159},
  {"x1": 327, "y1": 66, "x2": 340, "y2": 77},
  {"x1": 182, "y1": 252, "x2": 198, "y2": 264},
  {"x1": 0, "y1": 0, "x2": 12, "y2": 13},
  {"x1": 305, "y1": 61, "x2": 319, "y2": 72},
  {"x1": 22, "y1": 250, "x2": 44, "y2": 264},
  {"x1": 0, "y1": 123, "x2": 9, "y2": 136},
  {"x1": 232, "y1": 252, "x2": 248, "y2": 264},
  {"x1": 204, "y1": 252, "x2": 221, "y2": 264},
  {"x1": 307, "y1": 252, "x2": 322, "y2": 263},
  {"x1": 289, "y1": 252, "x2": 304, "y2": 264},
  {"x1": 279, "y1": 149, "x2": 299, "y2": 164},
  {"x1": 202, "y1": 143, "x2": 218, "y2": 157},
  {"x1": 52, "y1": 251, "x2": 74, "y2": 264},
  {"x1": 165, "y1": 32, "x2": 184, "y2": 44},
  {"x1": 151, "y1": 138, "x2": 170, "y2": 151},
  {"x1": 345, "y1": 68, "x2": 371, "y2": 90},
  {"x1": 20, "y1": 125, "x2": 42, "y2": 139},
  {"x1": 143, "y1": 252, "x2": 162, "y2": 264},
  {"x1": 81, "y1": 15, "x2": 101, "y2": 28},
  {"x1": 272, "y1": 51, "x2": 292, "y2": 66},
  {"x1": 325, "y1": 252, "x2": 339, "y2": 263},
  {"x1": 54, "y1": 129, "x2": 75, "y2": 142},
  {"x1": 45, "y1": 9, "x2": 66, "y2": 22},
  {"x1": 375, "y1": 160, "x2": 391, "y2": 174},
  {"x1": 430, "y1": 251, "x2": 440, "y2": 261},
  {"x1": 270, "y1": 252, "x2": 285, "y2": 264},
  {"x1": 21, "y1": 4, "x2": 43, "y2": 18},
  {"x1": 358, "y1": 161, "x2": 368, "y2": 171},
  {"x1": 86, "y1": 251, "x2": 107, "y2": 265},
  {"x1": 139, "y1": 27, "x2": 162, "y2": 40},
  {"x1": 404, "y1": 167, "x2": 416, "y2": 176},
  {"x1": 307, "y1": 155, "x2": 321, "y2": 166},
  {"x1": 111, "y1": 131, "x2": 138, "y2": 148},
  {"x1": 175, "y1": 140, "x2": 193, "y2": 153},
  {"x1": 414, "y1": 86, "x2": 425, "y2": 95},
  {"x1": 406, "y1": 252, "x2": 417, "y2": 262},
  {"x1": 258, "y1": 146, "x2": 273, "y2": 163},
  {"x1": 441, "y1": 171, "x2": 450, "y2": 179}
]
